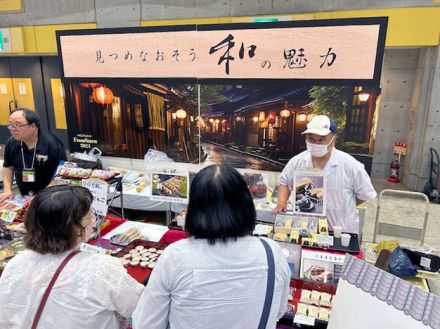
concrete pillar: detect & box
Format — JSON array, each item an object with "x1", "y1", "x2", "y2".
[
  {"x1": 403, "y1": 46, "x2": 438, "y2": 191},
  {"x1": 95, "y1": 0, "x2": 141, "y2": 28},
  {"x1": 371, "y1": 49, "x2": 418, "y2": 180}
]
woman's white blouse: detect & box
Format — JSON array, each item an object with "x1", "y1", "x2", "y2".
[
  {"x1": 0, "y1": 250, "x2": 144, "y2": 329},
  {"x1": 133, "y1": 236, "x2": 290, "y2": 329}
]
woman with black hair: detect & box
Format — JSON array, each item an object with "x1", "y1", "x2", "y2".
[
  {"x1": 0, "y1": 185, "x2": 144, "y2": 329},
  {"x1": 133, "y1": 164, "x2": 290, "y2": 329}
]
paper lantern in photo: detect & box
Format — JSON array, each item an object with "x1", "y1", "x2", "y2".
[
  {"x1": 221, "y1": 119, "x2": 228, "y2": 128},
  {"x1": 92, "y1": 86, "x2": 113, "y2": 105},
  {"x1": 268, "y1": 111, "x2": 276, "y2": 125},
  {"x1": 297, "y1": 113, "x2": 307, "y2": 122},
  {"x1": 176, "y1": 109, "x2": 187, "y2": 119},
  {"x1": 259, "y1": 111, "x2": 266, "y2": 123},
  {"x1": 280, "y1": 109, "x2": 291, "y2": 118}
]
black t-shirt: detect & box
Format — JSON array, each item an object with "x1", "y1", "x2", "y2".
[{"x1": 3, "y1": 130, "x2": 67, "y2": 196}]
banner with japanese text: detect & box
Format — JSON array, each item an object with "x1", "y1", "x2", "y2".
[{"x1": 57, "y1": 18, "x2": 387, "y2": 84}]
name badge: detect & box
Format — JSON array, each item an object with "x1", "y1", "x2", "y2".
[{"x1": 22, "y1": 169, "x2": 35, "y2": 183}]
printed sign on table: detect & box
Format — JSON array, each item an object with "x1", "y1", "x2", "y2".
[{"x1": 150, "y1": 172, "x2": 189, "y2": 204}]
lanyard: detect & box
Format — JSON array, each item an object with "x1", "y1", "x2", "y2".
[{"x1": 21, "y1": 139, "x2": 38, "y2": 169}]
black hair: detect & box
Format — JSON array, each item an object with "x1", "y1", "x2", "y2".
[
  {"x1": 24, "y1": 185, "x2": 93, "y2": 254},
  {"x1": 185, "y1": 164, "x2": 256, "y2": 245},
  {"x1": 12, "y1": 108, "x2": 41, "y2": 128}
]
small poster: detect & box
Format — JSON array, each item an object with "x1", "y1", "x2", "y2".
[
  {"x1": 292, "y1": 168, "x2": 326, "y2": 217},
  {"x1": 150, "y1": 172, "x2": 189, "y2": 204},
  {"x1": 300, "y1": 249, "x2": 345, "y2": 284}
]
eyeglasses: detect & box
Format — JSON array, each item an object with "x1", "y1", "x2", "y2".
[
  {"x1": 7, "y1": 123, "x2": 31, "y2": 130},
  {"x1": 82, "y1": 211, "x2": 97, "y2": 229}
]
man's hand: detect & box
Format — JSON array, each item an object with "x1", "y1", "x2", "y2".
[
  {"x1": 272, "y1": 204, "x2": 287, "y2": 214},
  {"x1": 272, "y1": 184, "x2": 291, "y2": 214},
  {"x1": 0, "y1": 191, "x2": 14, "y2": 203}
]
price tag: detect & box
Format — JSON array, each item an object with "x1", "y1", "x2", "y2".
[
  {"x1": 294, "y1": 314, "x2": 315, "y2": 326},
  {"x1": 317, "y1": 234, "x2": 334, "y2": 246},
  {"x1": 1, "y1": 210, "x2": 17, "y2": 223},
  {"x1": 420, "y1": 256, "x2": 432, "y2": 270}
]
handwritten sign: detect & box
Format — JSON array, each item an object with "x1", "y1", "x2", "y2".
[
  {"x1": 57, "y1": 18, "x2": 387, "y2": 84},
  {"x1": 82, "y1": 179, "x2": 109, "y2": 216}
]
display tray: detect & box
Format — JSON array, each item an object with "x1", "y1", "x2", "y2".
[
  {"x1": 280, "y1": 278, "x2": 337, "y2": 329},
  {"x1": 303, "y1": 232, "x2": 360, "y2": 254},
  {"x1": 114, "y1": 239, "x2": 168, "y2": 285}
]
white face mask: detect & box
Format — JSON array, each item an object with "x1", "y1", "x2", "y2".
[{"x1": 306, "y1": 136, "x2": 334, "y2": 157}]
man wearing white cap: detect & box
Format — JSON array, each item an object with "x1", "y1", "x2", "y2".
[{"x1": 274, "y1": 115, "x2": 376, "y2": 234}]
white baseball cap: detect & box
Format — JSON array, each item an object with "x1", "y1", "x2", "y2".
[{"x1": 302, "y1": 115, "x2": 337, "y2": 136}]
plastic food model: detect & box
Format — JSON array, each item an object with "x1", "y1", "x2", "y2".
[
  {"x1": 243, "y1": 173, "x2": 268, "y2": 199},
  {"x1": 111, "y1": 228, "x2": 142, "y2": 245}
]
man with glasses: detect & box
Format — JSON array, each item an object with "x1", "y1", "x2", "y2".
[
  {"x1": 0, "y1": 108, "x2": 67, "y2": 201},
  {"x1": 273, "y1": 115, "x2": 376, "y2": 234}
]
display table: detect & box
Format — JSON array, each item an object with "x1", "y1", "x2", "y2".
[{"x1": 109, "y1": 184, "x2": 170, "y2": 211}]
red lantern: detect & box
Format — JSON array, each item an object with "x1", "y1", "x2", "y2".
[
  {"x1": 80, "y1": 82, "x2": 100, "y2": 89},
  {"x1": 92, "y1": 86, "x2": 113, "y2": 105},
  {"x1": 268, "y1": 111, "x2": 276, "y2": 125}
]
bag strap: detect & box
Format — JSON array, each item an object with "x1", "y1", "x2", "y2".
[
  {"x1": 31, "y1": 249, "x2": 81, "y2": 329},
  {"x1": 258, "y1": 238, "x2": 275, "y2": 329}
]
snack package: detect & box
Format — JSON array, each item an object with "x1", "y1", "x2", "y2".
[
  {"x1": 318, "y1": 307, "x2": 331, "y2": 321},
  {"x1": 296, "y1": 303, "x2": 308, "y2": 316},
  {"x1": 311, "y1": 233, "x2": 319, "y2": 247},
  {"x1": 318, "y1": 218, "x2": 328, "y2": 235},
  {"x1": 319, "y1": 292, "x2": 333, "y2": 307},
  {"x1": 299, "y1": 289, "x2": 311, "y2": 304},
  {"x1": 307, "y1": 305, "x2": 319, "y2": 319},
  {"x1": 310, "y1": 290, "x2": 321, "y2": 305},
  {"x1": 302, "y1": 237, "x2": 312, "y2": 247},
  {"x1": 273, "y1": 232, "x2": 288, "y2": 242},
  {"x1": 290, "y1": 229, "x2": 300, "y2": 244}
]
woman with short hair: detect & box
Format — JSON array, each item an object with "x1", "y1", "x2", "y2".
[
  {"x1": 133, "y1": 164, "x2": 290, "y2": 329},
  {"x1": 0, "y1": 185, "x2": 144, "y2": 329}
]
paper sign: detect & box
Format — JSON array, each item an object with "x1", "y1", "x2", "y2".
[
  {"x1": 420, "y1": 256, "x2": 431, "y2": 270},
  {"x1": 82, "y1": 179, "x2": 109, "y2": 216},
  {"x1": 318, "y1": 234, "x2": 334, "y2": 247},
  {"x1": 294, "y1": 314, "x2": 315, "y2": 326},
  {"x1": 393, "y1": 141, "x2": 407, "y2": 155}
]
